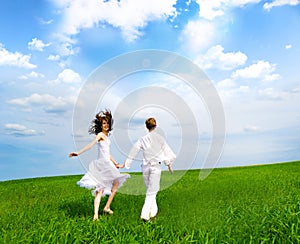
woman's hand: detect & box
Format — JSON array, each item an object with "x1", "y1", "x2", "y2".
[{"x1": 69, "y1": 152, "x2": 78, "y2": 157}]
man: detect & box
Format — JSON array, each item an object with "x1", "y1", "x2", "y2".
[{"x1": 120, "y1": 117, "x2": 176, "y2": 222}]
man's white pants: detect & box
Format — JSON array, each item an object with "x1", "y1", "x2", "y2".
[{"x1": 141, "y1": 163, "x2": 161, "y2": 220}]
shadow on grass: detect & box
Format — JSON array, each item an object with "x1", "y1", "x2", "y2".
[{"x1": 59, "y1": 196, "x2": 96, "y2": 218}]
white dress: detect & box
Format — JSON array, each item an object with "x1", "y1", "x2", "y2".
[{"x1": 77, "y1": 137, "x2": 130, "y2": 196}]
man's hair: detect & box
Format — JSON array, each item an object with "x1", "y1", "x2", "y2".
[{"x1": 145, "y1": 117, "x2": 156, "y2": 131}]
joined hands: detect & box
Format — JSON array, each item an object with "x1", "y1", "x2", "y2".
[
  {"x1": 69, "y1": 152, "x2": 78, "y2": 157},
  {"x1": 116, "y1": 163, "x2": 125, "y2": 169}
]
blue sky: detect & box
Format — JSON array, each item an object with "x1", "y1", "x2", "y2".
[{"x1": 0, "y1": 0, "x2": 299, "y2": 181}]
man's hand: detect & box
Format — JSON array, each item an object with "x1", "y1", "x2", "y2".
[{"x1": 168, "y1": 164, "x2": 173, "y2": 174}]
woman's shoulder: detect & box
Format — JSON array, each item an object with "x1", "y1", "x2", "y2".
[{"x1": 96, "y1": 132, "x2": 108, "y2": 140}]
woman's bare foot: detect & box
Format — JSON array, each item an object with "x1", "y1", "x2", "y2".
[
  {"x1": 103, "y1": 208, "x2": 113, "y2": 215},
  {"x1": 93, "y1": 214, "x2": 99, "y2": 221}
]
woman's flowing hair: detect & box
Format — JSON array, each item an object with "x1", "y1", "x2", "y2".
[{"x1": 88, "y1": 109, "x2": 114, "y2": 135}]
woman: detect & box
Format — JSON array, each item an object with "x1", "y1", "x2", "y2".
[{"x1": 69, "y1": 109, "x2": 130, "y2": 220}]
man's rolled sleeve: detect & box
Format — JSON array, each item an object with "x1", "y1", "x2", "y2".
[{"x1": 162, "y1": 143, "x2": 176, "y2": 166}]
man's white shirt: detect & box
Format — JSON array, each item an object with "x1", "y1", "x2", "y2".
[{"x1": 125, "y1": 130, "x2": 176, "y2": 169}]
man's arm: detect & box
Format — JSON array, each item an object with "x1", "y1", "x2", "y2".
[
  {"x1": 124, "y1": 141, "x2": 142, "y2": 169},
  {"x1": 162, "y1": 142, "x2": 176, "y2": 165},
  {"x1": 162, "y1": 141, "x2": 176, "y2": 174},
  {"x1": 167, "y1": 164, "x2": 173, "y2": 174}
]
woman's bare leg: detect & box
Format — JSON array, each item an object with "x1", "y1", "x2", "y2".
[
  {"x1": 104, "y1": 180, "x2": 119, "y2": 214},
  {"x1": 94, "y1": 189, "x2": 103, "y2": 220}
]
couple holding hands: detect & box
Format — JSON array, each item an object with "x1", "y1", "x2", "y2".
[{"x1": 69, "y1": 110, "x2": 176, "y2": 221}]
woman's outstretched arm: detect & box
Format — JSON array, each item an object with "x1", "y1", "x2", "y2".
[{"x1": 69, "y1": 133, "x2": 102, "y2": 157}]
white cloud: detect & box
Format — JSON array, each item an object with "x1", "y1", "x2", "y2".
[
  {"x1": 50, "y1": 69, "x2": 81, "y2": 84},
  {"x1": 39, "y1": 18, "x2": 54, "y2": 25},
  {"x1": 195, "y1": 45, "x2": 248, "y2": 70},
  {"x1": 231, "y1": 60, "x2": 281, "y2": 81},
  {"x1": 291, "y1": 85, "x2": 300, "y2": 93},
  {"x1": 56, "y1": 42, "x2": 80, "y2": 57},
  {"x1": 28, "y1": 38, "x2": 51, "y2": 51},
  {"x1": 7, "y1": 93, "x2": 76, "y2": 114},
  {"x1": 196, "y1": 0, "x2": 224, "y2": 20},
  {"x1": 46, "y1": 33, "x2": 79, "y2": 58},
  {"x1": 258, "y1": 87, "x2": 287, "y2": 100},
  {"x1": 217, "y1": 78, "x2": 236, "y2": 89},
  {"x1": 238, "y1": 85, "x2": 250, "y2": 93},
  {"x1": 263, "y1": 0, "x2": 300, "y2": 11},
  {"x1": 263, "y1": 73, "x2": 281, "y2": 82},
  {"x1": 285, "y1": 44, "x2": 292, "y2": 49},
  {"x1": 180, "y1": 19, "x2": 216, "y2": 53},
  {"x1": 194, "y1": 0, "x2": 299, "y2": 21},
  {"x1": 195, "y1": 0, "x2": 261, "y2": 20},
  {"x1": 216, "y1": 83, "x2": 250, "y2": 105},
  {"x1": 18, "y1": 71, "x2": 45, "y2": 80},
  {"x1": 48, "y1": 54, "x2": 60, "y2": 61},
  {"x1": 52, "y1": 0, "x2": 177, "y2": 42},
  {"x1": 0, "y1": 43, "x2": 36, "y2": 69},
  {"x1": 244, "y1": 125, "x2": 260, "y2": 132},
  {"x1": 4, "y1": 123, "x2": 45, "y2": 137}
]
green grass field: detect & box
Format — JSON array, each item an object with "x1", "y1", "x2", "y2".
[{"x1": 0, "y1": 161, "x2": 299, "y2": 243}]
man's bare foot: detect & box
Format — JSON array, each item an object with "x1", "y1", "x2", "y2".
[{"x1": 93, "y1": 214, "x2": 99, "y2": 221}]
